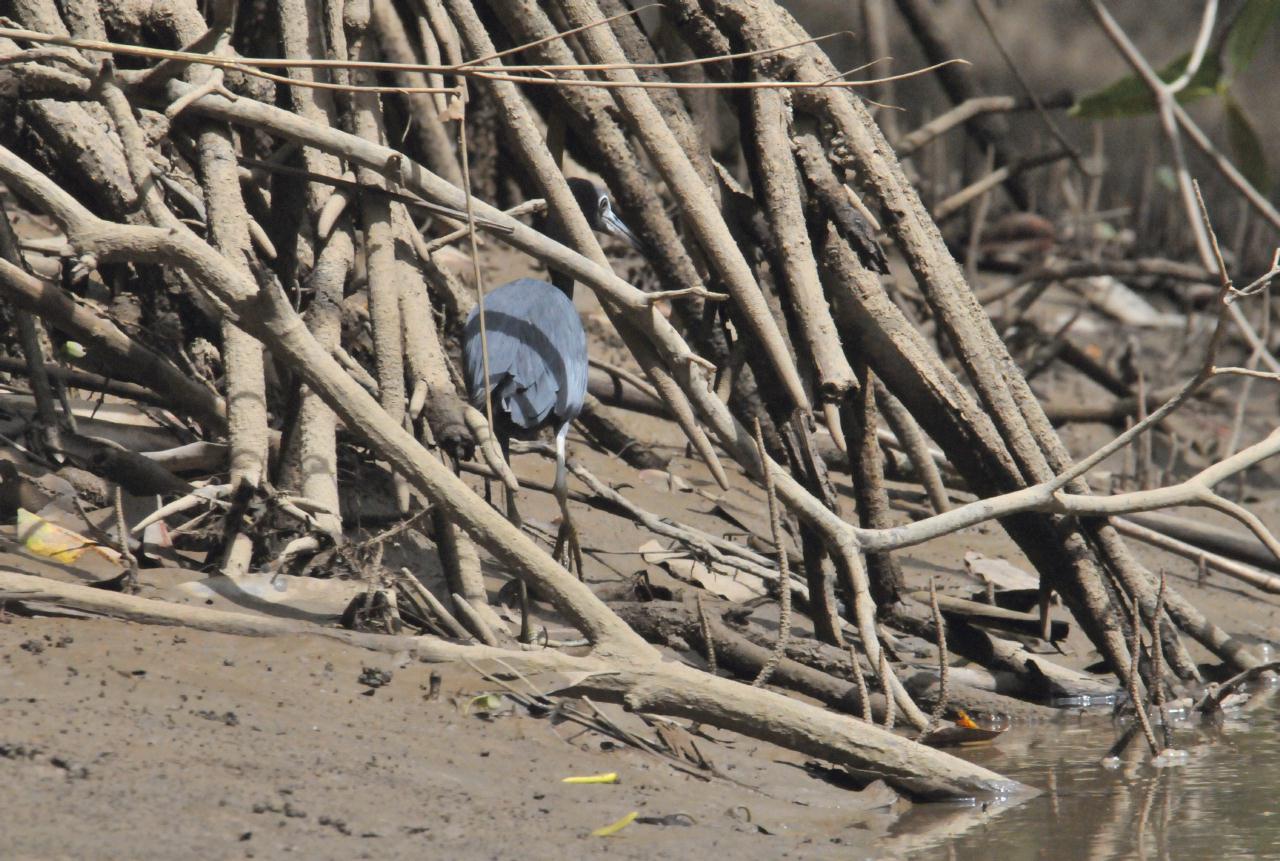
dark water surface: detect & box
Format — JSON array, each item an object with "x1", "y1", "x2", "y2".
[{"x1": 889, "y1": 689, "x2": 1280, "y2": 859}]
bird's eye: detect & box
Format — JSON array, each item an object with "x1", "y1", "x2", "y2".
[{"x1": 599, "y1": 198, "x2": 610, "y2": 216}]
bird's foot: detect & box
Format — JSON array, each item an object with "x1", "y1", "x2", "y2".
[{"x1": 552, "y1": 520, "x2": 584, "y2": 580}]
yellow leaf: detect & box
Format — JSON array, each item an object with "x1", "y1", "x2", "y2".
[
  {"x1": 16, "y1": 508, "x2": 121, "y2": 564},
  {"x1": 591, "y1": 811, "x2": 637, "y2": 837},
  {"x1": 562, "y1": 772, "x2": 618, "y2": 785},
  {"x1": 464, "y1": 693, "x2": 505, "y2": 714}
]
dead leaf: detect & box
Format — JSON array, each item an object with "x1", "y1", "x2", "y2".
[
  {"x1": 639, "y1": 540, "x2": 765, "y2": 603},
  {"x1": 918, "y1": 724, "x2": 1006, "y2": 748},
  {"x1": 964, "y1": 551, "x2": 1038, "y2": 592},
  {"x1": 652, "y1": 721, "x2": 714, "y2": 770},
  {"x1": 1078, "y1": 276, "x2": 1184, "y2": 328},
  {"x1": 15, "y1": 508, "x2": 121, "y2": 565},
  {"x1": 637, "y1": 469, "x2": 691, "y2": 493}
]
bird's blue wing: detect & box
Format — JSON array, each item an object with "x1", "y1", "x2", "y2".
[{"x1": 463, "y1": 279, "x2": 587, "y2": 431}]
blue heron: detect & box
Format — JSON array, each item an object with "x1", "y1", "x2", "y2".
[{"x1": 462, "y1": 178, "x2": 642, "y2": 568}]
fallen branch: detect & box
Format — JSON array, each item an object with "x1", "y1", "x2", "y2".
[{"x1": 0, "y1": 569, "x2": 1027, "y2": 800}]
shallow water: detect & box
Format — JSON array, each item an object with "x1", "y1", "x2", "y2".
[{"x1": 892, "y1": 689, "x2": 1280, "y2": 859}]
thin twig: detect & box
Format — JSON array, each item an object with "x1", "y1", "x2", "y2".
[
  {"x1": 971, "y1": 0, "x2": 1084, "y2": 173},
  {"x1": 1166, "y1": 0, "x2": 1218, "y2": 94},
  {"x1": 114, "y1": 485, "x2": 139, "y2": 593},
  {"x1": 849, "y1": 644, "x2": 872, "y2": 722},
  {"x1": 879, "y1": 650, "x2": 895, "y2": 730},
  {"x1": 928, "y1": 576, "x2": 948, "y2": 726},
  {"x1": 1151, "y1": 571, "x2": 1171, "y2": 750},
  {"x1": 751, "y1": 419, "x2": 792, "y2": 688},
  {"x1": 1126, "y1": 592, "x2": 1160, "y2": 756},
  {"x1": 696, "y1": 591, "x2": 717, "y2": 675},
  {"x1": 0, "y1": 25, "x2": 965, "y2": 92},
  {"x1": 453, "y1": 84, "x2": 496, "y2": 452}
]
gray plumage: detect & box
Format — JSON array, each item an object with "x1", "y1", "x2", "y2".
[
  {"x1": 463, "y1": 277, "x2": 587, "y2": 436},
  {"x1": 460, "y1": 180, "x2": 639, "y2": 570},
  {"x1": 462, "y1": 179, "x2": 642, "y2": 444}
]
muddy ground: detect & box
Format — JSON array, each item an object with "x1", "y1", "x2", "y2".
[
  {"x1": 5, "y1": 202, "x2": 1280, "y2": 859},
  {"x1": 5, "y1": 417, "x2": 1279, "y2": 861},
  {"x1": 5, "y1": 500, "x2": 1277, "y2": 860}
]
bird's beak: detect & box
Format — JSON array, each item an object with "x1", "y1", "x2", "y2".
[{"x1": 598, "y1": 208, "x2": 646, "y2": 256}]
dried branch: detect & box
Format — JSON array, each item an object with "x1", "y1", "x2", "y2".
[
  {"x1": 751, "y1": 419, "x2": 792, "y2": 688},
  {"x1": 558, "y1": 0, "x2": 811, "y2": 414}
]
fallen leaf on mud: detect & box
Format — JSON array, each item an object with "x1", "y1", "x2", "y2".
[
  {"x1": 465, "y1": 693, "x2": 507, "y2": 716},
  {"x1": 562, "y1": 772, "x2": 619, "y2": 785},
  {"x1": 16, "y1": 508, "x2": 120, "y2": 565},
  {"x1": 963, "y1": 552, "x2": 1038, "y2": 592},
  {"x1": 1077, "y1": 276, "x2": 1184, "y2": 328},
  {"x1": 652, "y1": 721, "x2": 714, "y2": 771},
  {"x1": 637, "y1": 469, "x2": 691, "y2": 493},
  {"x1": 639, "y1": 540, "x2": 766, "y2": 603},
  {"x1": 591, "y1": 811, "x2": 638, "y2": 837}
]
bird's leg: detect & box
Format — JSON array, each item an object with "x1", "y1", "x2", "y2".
[
  {"x1": 550, "y1": 426, "x2": 583, "y2": 579},
  {"x1": 498, "y1": 432, "x2": 523, "y2": 530},
  {"x1": 499, "y1": 430, "x2": 531, "y2": 639}
]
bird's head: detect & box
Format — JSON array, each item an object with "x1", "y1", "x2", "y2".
[{"x1": 567, "y1": 177, "x2": 646, "y2": 255}]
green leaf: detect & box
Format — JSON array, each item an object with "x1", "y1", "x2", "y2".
[
  {"x1": 1225, "y1": 0, "x2": 1280, "y2": 75},
  {"x1": 1224, "y1": 96, "x2": 1272, "y2": 193},
  {"x1": 1071, "y1": 51, "x2": 1222, "y2": 119}
]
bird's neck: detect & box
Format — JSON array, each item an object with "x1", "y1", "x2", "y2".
[{"x1": 550, "y1": 268, "x2": 576, "y2": 299}]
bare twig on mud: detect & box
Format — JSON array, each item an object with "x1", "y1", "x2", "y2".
[
  {"x1": 113, "y1": 485, "x2": 139, "y2": 592},
  {"x1": 751, "y1": 419, "x2": 791, "y2": 688},
  {"x1": 880, "y1": 650, "x2": 896, "y2": 730},
  {"x1": 928, "y1": 577, "x2": 949, "y2": 727},
  {"x1": 1125, "y1": 592, "x2": 1160, "y2": 757},
  {"x1": 850, "y1": 645, "x2": 872, "y2": 722},
  {"x1": 1113, "y1": 519, "x2": 1280, "y2": 595}
]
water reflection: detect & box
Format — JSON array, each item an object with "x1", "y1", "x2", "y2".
[{"x1": 893, "y1": 689, "x2": 1280, "y2": 859}]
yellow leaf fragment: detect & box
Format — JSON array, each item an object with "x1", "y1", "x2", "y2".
[
  {"x1": 464, "y1": 693, "x2": 505, "y2": 714},
  {"x1": 591, "y1": 811, "x2": 638, "y2": 837},
  {"x1": 562, "y1": 772, "x2": 618, "y2": 785},
  {"x1": 16, "y1": 508, "x2": 121, "y2": 564}
]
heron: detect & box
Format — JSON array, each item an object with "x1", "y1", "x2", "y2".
[{"x1": 462, "y1": 178, "x2": 642, "y2": 569}]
